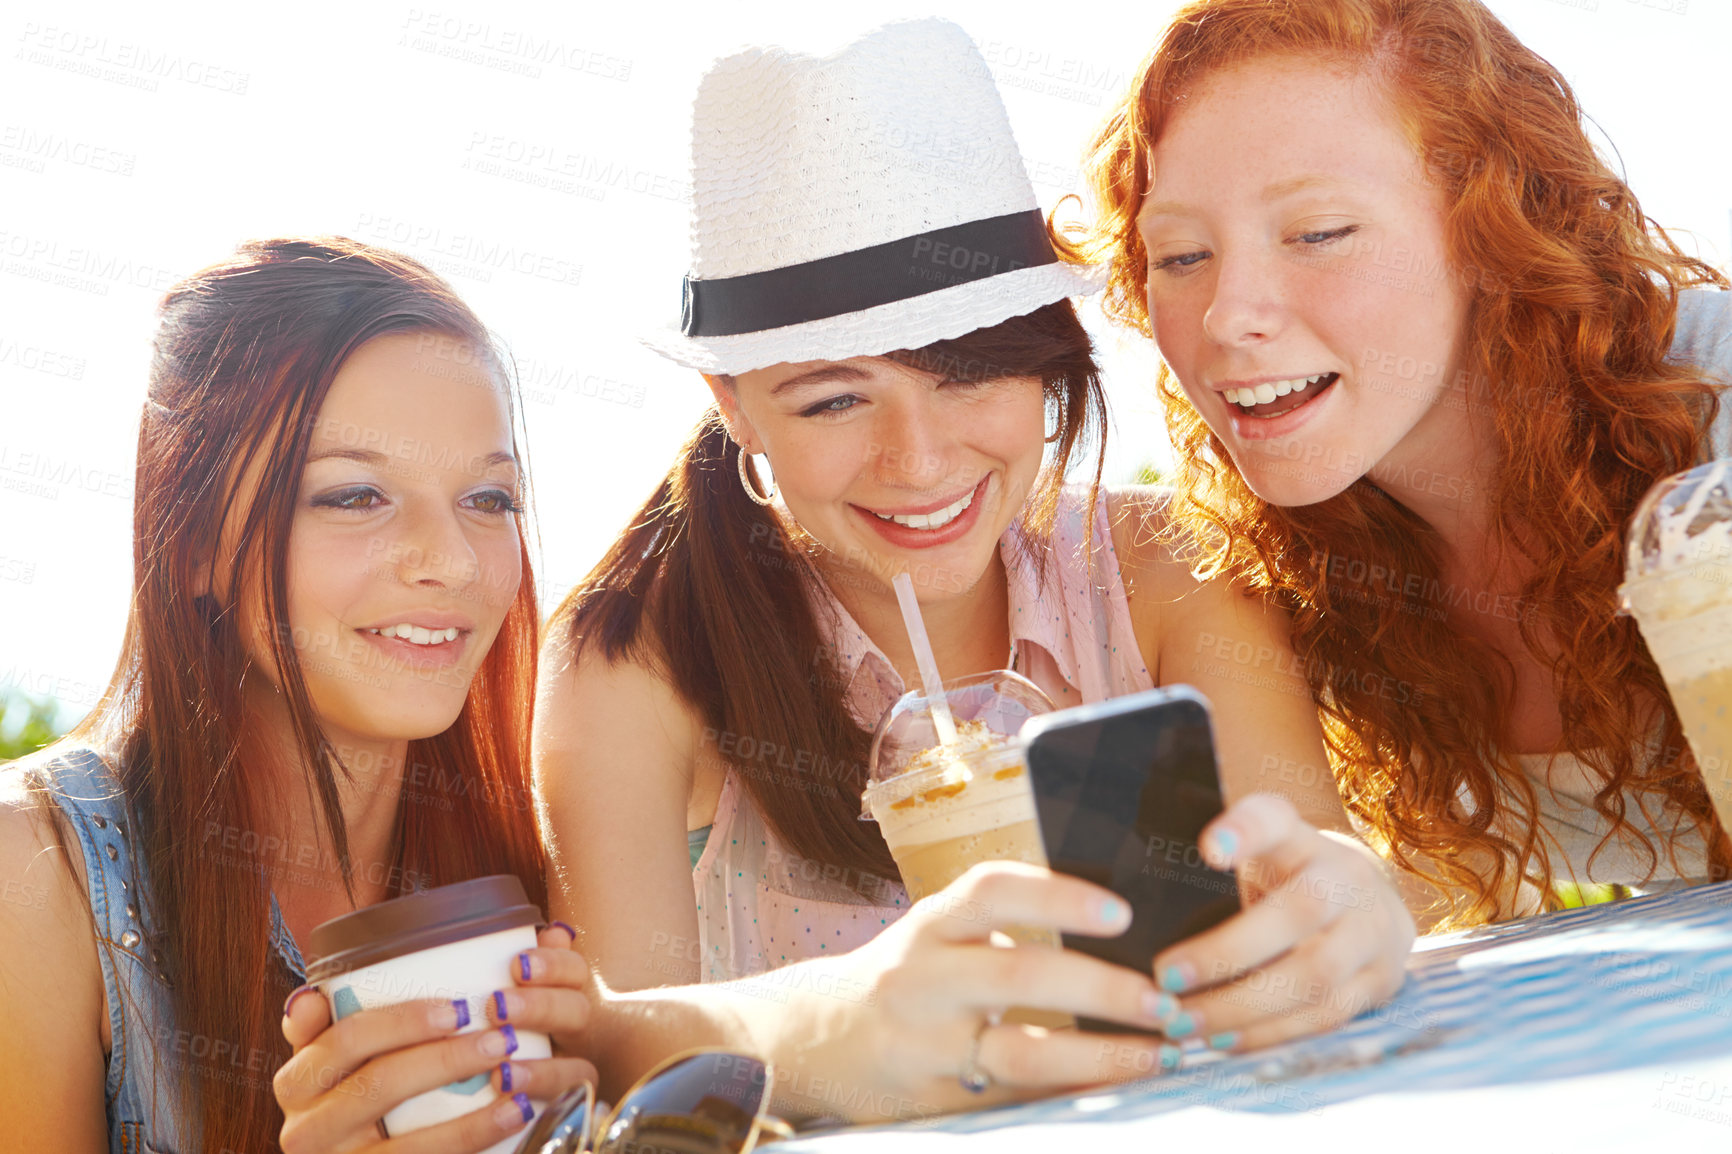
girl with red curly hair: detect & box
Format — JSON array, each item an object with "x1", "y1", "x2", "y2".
[{"x1": 1068, "y1": 0, "x2": 1732, "y2": 927}]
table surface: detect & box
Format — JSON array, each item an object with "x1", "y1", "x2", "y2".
[{"x1": 778, "y1": 881, "x2": 1732, "y2": 1152}]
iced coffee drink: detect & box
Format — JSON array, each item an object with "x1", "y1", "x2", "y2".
[
  {"x1": 1622, "y1": 459, "x2": 1732, "y2": 833},
  {"x1": 864, "y1": 672, "x2": 1069, "y2": 1027},
  {"x1": 864, "y1": 717, "x2": 1049, "y2": 902}
]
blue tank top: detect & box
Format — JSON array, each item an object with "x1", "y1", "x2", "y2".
[{"x1": 38, "y1": 747, "x2": 308, "y2": 1154}]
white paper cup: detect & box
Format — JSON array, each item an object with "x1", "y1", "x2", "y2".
[{"x1": 306, "y1": 875, "x2": 552, "y2": 1154}]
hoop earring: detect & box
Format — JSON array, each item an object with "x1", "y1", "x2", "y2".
[{"x1": 737, "y1": 445, "x2": 777, "y2": 505}]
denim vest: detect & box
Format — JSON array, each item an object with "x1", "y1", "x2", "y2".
[{"x1": 40, "y1": 747, "x2": 308, "y2": 1154}]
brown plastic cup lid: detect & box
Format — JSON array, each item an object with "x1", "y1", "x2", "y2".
[{"x1": 305, "y1": 875, "x2": 542, "y2": 984}]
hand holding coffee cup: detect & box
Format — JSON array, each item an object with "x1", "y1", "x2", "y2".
[{"x1": 275, "y1": 877, "x2": 598, "y2": 1154}]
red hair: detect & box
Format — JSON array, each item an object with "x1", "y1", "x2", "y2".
[{"x1": 1064, "y1": 0, "x2": 1731, "y2": 924}]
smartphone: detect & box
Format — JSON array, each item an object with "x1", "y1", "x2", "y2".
[{"x1": 1021, "y1": 686, "x2": 1240, "y2": 1029}]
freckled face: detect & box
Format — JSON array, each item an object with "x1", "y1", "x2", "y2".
[
  {"x1": 1140, "y1": 57, "x2": 1472, "y2": 505},
  {"x1": 722, "y1": 356, "x2": 1047, "y2": 600},
  {"x1": 223, "y1": 332, "x2": 524, "y2": 747}
]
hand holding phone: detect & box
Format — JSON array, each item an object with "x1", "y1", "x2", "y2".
[
  {"x1": 1022, "y1": 689, "x2": 1239, "y2": 997},
  {"x1": 1024, "y1": 686, "x2": 1417, "y2": 1050}
]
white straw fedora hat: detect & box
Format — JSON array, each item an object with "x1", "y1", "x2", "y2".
[{"x1": 643, "y1": 18, "x2": 1104, "y2": 375}]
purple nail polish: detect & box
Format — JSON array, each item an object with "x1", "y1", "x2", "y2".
[
  {"x1": 518, "y1": 952, "x2": 532, "y2": 982},
  {"x1": 452, "y1": 998, "x2": 470, "y2": 1031},
  {"x1": 282, "y1": 985, "x2": 315, "y2": 1019},
  {"x1": 550, "y1": 920, "x2": 576, "y2": 942},
  {"x1": 501, "y1": 1024, "x2": 519, "y2": 1055},
  {"x1": 492, "y1": 990, "x2": 509, "y2": 1021},
  {"x1": 513, "y1": 1091, "x2": 533, "y2": 1123},
  {"x1": 499, "y1": 1062, "x2": 514, "y2": 1093}
]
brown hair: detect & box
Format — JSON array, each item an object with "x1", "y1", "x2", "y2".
[
  {"x1": 553, "y1": 301, "x2": 1105, "y2": 884},
  {"x1": 1063, "y1": 0, "x2": 1731, "y2": 924},
  {"x1": 57, "y1": 237, "x2": 546, "y2": 1152}
]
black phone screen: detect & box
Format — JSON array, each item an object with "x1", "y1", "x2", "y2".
[{"x1": 1023, "y1": 687, "x2": 1240, "y2": 1000}]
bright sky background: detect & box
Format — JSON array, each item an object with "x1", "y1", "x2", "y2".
[{"x1": 3, "y1": 0, "x2": 1727, "y2": 728}]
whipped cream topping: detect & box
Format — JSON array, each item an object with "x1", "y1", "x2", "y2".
[
  {"x1": 1623, "y1": 461, "x2": 1732, "y2": 667},
  {"x1": 1630, "y1": 460, "x2": 1732, "y2": 579},
  {"x1": 862, "y1": 718, "x2": 1027, "y2": 821}
]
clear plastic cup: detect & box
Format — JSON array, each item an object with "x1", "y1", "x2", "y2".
[
  {"x1": 1621, "y1": 458, "x2": 1732, "y2": 833},
  {"x1": 862, "y1": 670, "x2": 1056, "y2": 904},
  {"x1": 862, "y1": 671, "x2": 1071, "y2": 1027}
]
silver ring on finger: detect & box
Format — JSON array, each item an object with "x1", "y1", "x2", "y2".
[{"x1": 958, "y1": 1017, "x2": 994, "y2": 1095}]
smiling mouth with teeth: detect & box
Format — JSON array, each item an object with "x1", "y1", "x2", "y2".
[
  {"x1": 364, "y1": 624, "x2": 461, "y2": 646},
  {"x1": 1222, "y1": 373, "x2": 1339, "y2": 417},
  {"x1": 869, "y1": 484, "x2": 979, "y2": 531}
]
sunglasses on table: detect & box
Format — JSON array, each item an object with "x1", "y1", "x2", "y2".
[{"x1": 515, "y1": 1049, "x2": 794, "y2": 1154}]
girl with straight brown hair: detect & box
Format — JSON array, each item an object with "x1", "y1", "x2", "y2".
[
  {"x1": 538, "y1": 19, "x2": 1415, "y2": 1123},
  {"x1": 0, "y1": 238, "x2": 596, "y2": 1153},
  {"x1": 1066, "y1": 0, "x2": 1732, "y2": 927}
]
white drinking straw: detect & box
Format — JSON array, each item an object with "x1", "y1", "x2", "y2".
[{"x1": 892, "y1": 571, "x2": 958, "y2": 747}]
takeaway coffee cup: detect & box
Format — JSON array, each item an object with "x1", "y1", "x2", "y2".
[
  {"x1": 862, "y1": 670, "x2": 1056, "y2": 909},
  {"x1": 862, "y1": 671, "x2": 1071, "y2": 1029},
  {"x1": 306, "y1": 875, "x2": 552, "y2": 1153},
  {"x1": 1622, "y1": 459, "x2": 1732, "y2": 835}
]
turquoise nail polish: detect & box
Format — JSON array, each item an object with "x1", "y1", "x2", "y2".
[
  {"x1": 1212, "y1": 828, "x2": 1239, "y2": 861},
  {"x1": 444, "y1": 1072, "x2": 489, "y2": 1095},
  {"x1": 1142, "y1": 991, "x2": 1178, "y2": 1022},
  {"x1": 1208, "y1": 1032, "x2": 1239, "y2": 1051},
  {"x1": 1158, "y1": 1045, "x2": 1183, "y2": 1072},
  {"x1": 331, "y1": 987, "x2": 361, "y2": 1022},
  {"x1": 1099, "y1": 897, "x2": 1128, "y2": 925},
  {"x1": 1166, "y1": 1011, "x2": 1197, "y2": 1039},
  {"x1": 1159, "y1": 964, "x2": 1191, "y2": 993}
]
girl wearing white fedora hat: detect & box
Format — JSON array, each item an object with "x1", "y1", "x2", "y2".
[{"x1": 537, "y1": 19, "x2": 1413, "y2": 1122}]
